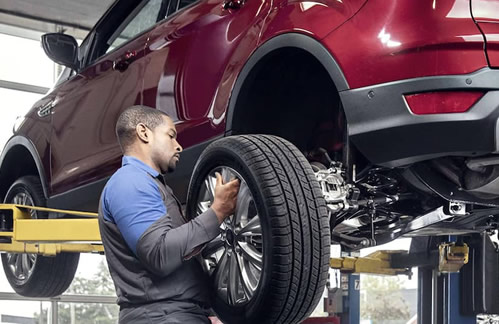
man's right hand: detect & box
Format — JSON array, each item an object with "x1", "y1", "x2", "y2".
[{"x1": 211, "y1": 172, "x2": 240, "y2": 224}]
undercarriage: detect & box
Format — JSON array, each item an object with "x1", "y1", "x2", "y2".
[{"x1": 311, "y1": 150, "x2": 499, "y2": 250}]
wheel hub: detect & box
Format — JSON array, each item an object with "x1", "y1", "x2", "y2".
[{"x1": 223, "y1": 227, "x2": 237, "y2": 248}]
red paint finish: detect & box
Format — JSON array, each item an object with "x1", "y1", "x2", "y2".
[
  {"x1": 6, "y1": 0, "x2": 497, "y2": 200},
  {"x1": 49, "y1": 33, "x2": 149, "y2": 195},
  {"x1": 142, "y1": 0, "x2": 271, "y2": 149},
  {"x1": 323, "y1": 0, "x2": 488, "y2": 89},
  {"x1": 405, "y1": 91, "x2": 484, "y2": 115},
  {"x1": 13, "y1": 97, "x2": 54, "y2": 190},
  {"x1": 259, "y1": 0, "x2": 367, "y2": 42},
  {"x1": 471, "y1": 0, "x2": 499, "y2": 67}
]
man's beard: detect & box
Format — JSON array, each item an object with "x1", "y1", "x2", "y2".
[{"x1": 161, "y1": 160, "x2": 176, "y2": 174}]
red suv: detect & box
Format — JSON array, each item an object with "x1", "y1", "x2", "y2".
[{"x1": 1, "y1": 0, "x2": 499, "y2": 322}]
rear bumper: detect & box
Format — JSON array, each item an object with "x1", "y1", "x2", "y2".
[{"x1": 340, "y1": 68, "x2": 499, "y2": 167}]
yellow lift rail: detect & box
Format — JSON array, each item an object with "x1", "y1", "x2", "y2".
[
  {"x1": 0, "y1": 204, "x2": 469, "y2": 277},
  {"x1": 0, "y1": 204, "x2": 103, "y2": 256}
]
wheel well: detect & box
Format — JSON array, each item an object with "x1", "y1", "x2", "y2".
[
  {"x1": 0, "y1": 145, "x2": 42, "y2": 202},
  {"x1": 230, "y1": 47, "x2": 344, "y2": 157}
]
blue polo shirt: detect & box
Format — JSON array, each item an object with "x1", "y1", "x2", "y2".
[{"x1": 101, "y1": 156, "x2": 166, "y2": 255}]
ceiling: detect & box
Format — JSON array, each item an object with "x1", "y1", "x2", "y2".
[{"x1": 0, "y1": 0, "x2": 114, "y2": 38}]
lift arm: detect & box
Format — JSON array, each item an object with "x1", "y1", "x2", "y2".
[
  {"x1": 0, "y1": 203, "x2": 470, "y2": 275},
  {"x1": 0, "y1": 204, "x2": 103, "y2": 256},
  {"x1": 330, "y1": 242, "x2": 469, "y2": 276}
]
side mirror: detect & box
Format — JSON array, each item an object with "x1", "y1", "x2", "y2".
[{"x1": 41, "y1": 33, "x2": 79, "y2": 70}]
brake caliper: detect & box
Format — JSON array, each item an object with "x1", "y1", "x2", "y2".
[{"x1": 314, "y1": 164, "x2": 354, "y2": 213}]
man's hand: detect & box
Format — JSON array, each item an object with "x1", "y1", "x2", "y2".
[{"x1": 211, "y1": 172, "x2": 240, "y2": 224}]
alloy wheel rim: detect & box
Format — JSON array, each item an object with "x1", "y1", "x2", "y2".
[
  {"x1": 6, "y1": 192, "x2": 38, "y2": 284},
  {"x1": 196, "y1": 166, "x2": 263, "y2": 306}
]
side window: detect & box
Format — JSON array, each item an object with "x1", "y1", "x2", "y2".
[
  {"x1": 177, "y1": 0, "x2": 198, "y2": 10},
  {"x1": 105, "y1": 0, "x2": 165, "y2": 54}
]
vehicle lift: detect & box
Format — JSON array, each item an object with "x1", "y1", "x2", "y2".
[{"x1": 0, "y1": 204, "x2": 497, "y2": 324}]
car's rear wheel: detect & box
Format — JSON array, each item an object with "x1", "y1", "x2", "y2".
[
  {"x1": 187, "y1": 135, "x2": 330, "y2": 324},
  {"x1": 1, "y1": 176, "x2": 80, "y2": 297}
]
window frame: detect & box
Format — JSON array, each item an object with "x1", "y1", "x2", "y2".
[
  {"x1": 174, "y1": 0, "x2": 200, "y2": 13},
  {"x1": 80, "y1": 0, "x2": 172, "y2": 68},
  {"x1": 104, "y1": 0, "x2": 169, "y2": 55}
]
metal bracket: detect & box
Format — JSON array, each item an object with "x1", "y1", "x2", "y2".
[{"x1": 438, "y1": 242, "x2": 469, "y2": 273}]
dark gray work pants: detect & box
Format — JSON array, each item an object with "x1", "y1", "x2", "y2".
[{"x1": 119, "y1": 301, "x2": 212, "y2": 324}]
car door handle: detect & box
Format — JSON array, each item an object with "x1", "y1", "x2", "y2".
[
  {"x1": 113, "y1": 51, "x2": 137, "y2": 72},
  {"x1": 223, "y1": 0, "x2": 245, "y2": 10},
  {"x1": 37, "y1": 101, "x2": 54, "y2": 117}
]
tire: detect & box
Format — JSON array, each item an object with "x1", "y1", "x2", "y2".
[
  {"x1": 1, "y1": 176, "x2": 80, "y2": 297},
  {"x1": 186, "y1": 135, "x2": 330, "y2": 324}
]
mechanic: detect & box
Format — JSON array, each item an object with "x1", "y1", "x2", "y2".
[{"x1": 98, "y1": 105, "x2": 240, "y2": 324}]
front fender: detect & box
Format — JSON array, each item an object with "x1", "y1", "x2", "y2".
[{"x1": 0, "y1": 136, "x2": 50, "y2": 199}]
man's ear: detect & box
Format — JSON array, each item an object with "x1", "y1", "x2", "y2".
[{"x1": 136, "y1": 123, "x2": 150, "y2": 143}]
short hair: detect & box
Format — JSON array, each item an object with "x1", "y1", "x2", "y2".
[{"x1": 115, "y1": 105, "x2": 169, "y2": 151}]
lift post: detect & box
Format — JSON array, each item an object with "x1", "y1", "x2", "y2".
[
  {"x1": 0, "y1": 204, "x2": 103, "y2": 256},
  {"x1": 329, "y1": 240, "x2": 472, "y2": 324}
]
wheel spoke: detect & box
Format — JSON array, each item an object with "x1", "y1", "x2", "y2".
[
  {"x1": 221, "y1": 167, "x2": 232, "y2": 184},
  {"x1": 233, "y1": 181, "x2": 250, "y2": 228},
  {"x1": 239, "y1": 216, "x2": 262, "y2": 236},
  {"x1": 14, "y1": 254, "x2": 23, "y2": 277},
  {"x1": 227, "y1": 252, "x2": 239, "y2": 305},
  {"x1": 235, "y1": 253, "x2": 255, "y2": 300},
  {"x1": 22, "y1": 254, "x2": 31, "y2": 275},
  {"x1": 214, "y1": 250, "x2": 228, "y2": 290},
  {"x1": 204, "y1": 176, "x2": 216, "y2": 201},
  {"x1": 238, "y1": 241, "x2": 263, "y2": 271},
  {"x1": 197, "y1": 200, "x2": 211, "y2": 214},
  {"x1": 7, "y1": 253, "x2": 16, "y2": 266},
  {"x1": 202, "y1": 235, "x2": 224, "y2": 258},
  {"x1": 22, "y1": 193, "x2": 28, "y2": 205}
]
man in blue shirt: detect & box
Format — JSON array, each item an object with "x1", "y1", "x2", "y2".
[{"x1": 98, "y1": 105, "x2": 240, "y2": 323}]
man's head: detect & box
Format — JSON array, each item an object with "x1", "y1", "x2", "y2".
[{"x1": 116, "y1": 105, "x2": 182, "y2": 174}]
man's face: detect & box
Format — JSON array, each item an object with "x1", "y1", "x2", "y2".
[{"x1": 150, "y1": 116, "x2": 182, "y2": 173}]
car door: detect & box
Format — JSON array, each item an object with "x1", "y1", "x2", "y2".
[
  {"x1": 141, "y1": 0, "x2": 272, "y2": 200},
  {"x1": 48, "y1": 0, "x2": 170, "y2": 211}
]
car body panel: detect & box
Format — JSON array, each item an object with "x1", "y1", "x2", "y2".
[
  {"x1": 19, "y1": 101, "x2": 53, "y2": 183},
  {"x1": 340, "y1": 68, "x2": 499, "y2": 166},
  {"x1": 49, "y1": 32, "x2": 150, "y2": 195},
  {"x1": 258, "y1": 0, "x2": 367, "y2": 42},
  {"x1": 2, "y1": 0, "x2": 499, "y2": 206},
  {"x1": 471, "y1": 0, "x2": 499, "y2": 67},
  {"x1": 324, "y1": 0, "x2": 488, "y2": 89},
  {"x1": 142, "y1": 0, "x2": 272, "y2": 199},
  {"x1": 0, "y1": 135, "x2": 51, "y2": 198},
  {"x1": 143, "y1": 0, "x2": 272, "y2": 149},
  {"x1": 2, "y1": 96, "x2": 55, "y2": 197}
]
